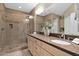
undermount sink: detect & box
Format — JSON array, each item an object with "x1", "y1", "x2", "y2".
[{"x1": 51, "y1": 39, "x2": 71, "y2": 45}]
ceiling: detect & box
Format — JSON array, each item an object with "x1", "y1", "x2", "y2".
[
  {"x1": 38, "y1": 3, "x2": 72, "y2": 16},
  {"x1": 4, "y1": 3, "x2": 38, "y2": 13},
  {"x1": 4, "y1": 3, "x2": 72, "y2": 16}
]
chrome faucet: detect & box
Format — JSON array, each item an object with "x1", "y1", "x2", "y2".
[{"x1": 61, "y1": 33, "x2": 65, "y2": 40}]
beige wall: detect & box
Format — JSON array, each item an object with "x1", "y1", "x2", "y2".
[
  {"x1": 44, "y1": 14, "x2": 59, "y2": 22},
  {"x1": 0, "y1": 4, "x2": 5, "y2": 15},
  {"x1": 5, "y1": 8, "x2": 29, "y2": 22}
]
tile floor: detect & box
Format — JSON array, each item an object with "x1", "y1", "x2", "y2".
[
  {"x1": 1, "y1": 48, "x2": 31, "y2": 56},
  {"x1": 0, "y1": 44, "x2": 31, "y2": 56}
]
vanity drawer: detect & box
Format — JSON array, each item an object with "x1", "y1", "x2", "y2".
[
  {"x1": 36, "y1": 39, "x2": 42, "y2": 46},
  {"x1": 41, "y1": 41, "x2": 71, "y2": 56},
  {"x1": 35, "y1": 45, "x2": 52, "y2": 56}
]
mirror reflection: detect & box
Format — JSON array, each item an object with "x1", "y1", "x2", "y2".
[{"x1": 35, "y1": 3, "x2": 79, "y2": 36}]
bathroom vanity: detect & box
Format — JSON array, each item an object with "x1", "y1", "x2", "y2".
[
  {"x1": 26, "y1": 3, "x2": 79, "y2": 56},
  {"x1": 27, "y1": 34, "x2": 79, "y2": 56}
]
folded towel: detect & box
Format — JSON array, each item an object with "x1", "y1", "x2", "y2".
[{"x1": 72, "y1": 38, "x2": 79, "y2": 44}]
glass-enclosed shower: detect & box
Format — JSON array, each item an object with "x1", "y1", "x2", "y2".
[{"x1": 0, "y1": 15, "x2": 29, "y2": 54}]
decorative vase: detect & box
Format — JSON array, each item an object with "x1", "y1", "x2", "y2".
[{"x1": 44, "y1": 27, "x2": 50, "y2": 36}]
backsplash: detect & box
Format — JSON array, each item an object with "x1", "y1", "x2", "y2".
[{"x1": 38, "y1": 32, "x2": 79, "y2": 40}]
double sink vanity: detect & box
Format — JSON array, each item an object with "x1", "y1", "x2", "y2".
[{"x1": 27, "y1": 33, "x2": 79, "y2": 56}]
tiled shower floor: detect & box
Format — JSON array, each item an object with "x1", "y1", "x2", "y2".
[
  {"x1": 0, "y1": 43, "x2": 31, "y2": 56},
  {"x1": 1, "y1": 48, "x2": 31, "y2": 56}
]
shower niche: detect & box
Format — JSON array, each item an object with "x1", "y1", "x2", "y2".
[{"x1": 9, "y1": 24, "x2": 13, "y2": 29}]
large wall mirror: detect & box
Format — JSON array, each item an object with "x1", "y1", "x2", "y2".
[{"x1": 34, "y1": 3, "x2": 79, "y2": 36}]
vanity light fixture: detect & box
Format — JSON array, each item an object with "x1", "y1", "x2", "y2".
[
  {"x1": 25, "y1": 19, "x2": 29, "y2": 22},
  {"x1": 29, "y1": 16, "x2": 33, "y2": 19},
  {"x1": 25, "y1": 15, "x2": 33, "y2": 22}
]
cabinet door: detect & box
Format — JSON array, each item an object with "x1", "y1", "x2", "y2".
[
  {"x1": 28, "y1": 36, "x2": 37, "y2": 56},
  {"x1": 27, "y1": 36, "x2": 33, "y2": 54},
  {"x1": 31, "y1": 37, "x2": 37, "y2": 56},
  {"x1": 35, "y1": 44, "x2": 52, "y2": 56},
  {"x1": 27, "y1": 36, "x2": 31, "y2": 50}
]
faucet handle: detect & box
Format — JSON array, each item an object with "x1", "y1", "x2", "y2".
[{"x1": 67, "y1": 37, "x2": 73, "y2": 41}]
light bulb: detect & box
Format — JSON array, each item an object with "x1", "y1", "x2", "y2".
[
  {"x1": 29, "y1": 16, "x2": 33, "y2": 19},
  {"x1": 25, "y1": 19, "x2": 29, "y2": 22}
]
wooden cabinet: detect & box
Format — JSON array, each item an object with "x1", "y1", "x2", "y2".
[
  {"x1": 40, "y1": 40, "x2": 71, "y2": 56},
  {"x1": 27, "y1": 36, "x2": 37, "y2": 55},
  {"x1": 35, "y1": 45, "x2": 52, "y2": 56},
  {"x1": 27, "y1": 35, "x2": 52, "y2": 56},
  {"x1": 27, "y1": 35, "x2": 71, "y2": 56}
]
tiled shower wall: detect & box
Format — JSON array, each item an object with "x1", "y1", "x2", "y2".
[
  {"x1": 0, "y1": 15, "x2": 6, "y2": 49},
  {"x1": 0, "y1": 4, "x2": 30, "y2": 50},
  {"x1": 4, "y1": 21, "x2": 28, "y2": 48}
]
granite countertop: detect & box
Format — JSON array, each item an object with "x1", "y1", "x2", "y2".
[{"x1": 28, "y1": 34, "x2": 79, "y2": 56}]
